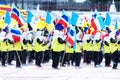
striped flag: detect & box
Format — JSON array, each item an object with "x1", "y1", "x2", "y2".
[
  {"x1": 91, "y1": 18, "x2": 97, "y2": 35},
  {"x1": 11, "y1": 4, "x2": 26, "y2": 27},
  {"x1": 55, "y1": 14, "x2": 69, "y2": 30},
  {"x1": 66, "y1": 25, "x2": 76, "y2": 49},
  {"x1": 10, "y1": 28, "x2": 22, "y2": 42}
]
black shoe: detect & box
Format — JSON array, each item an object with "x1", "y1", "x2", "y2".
[
  {"x1": 52, "y1": 67, "x2": 60, "y2": 69},
  {"x1": 36, "y1": 65, "x2": 42, "y2": 67},
  {"x1": 8, "y1": 63, "x2": 13, "y2": 65},
  {"x1": 16, "y1": 66, "x2": 22, "y2": 68},
  {"x1": 1, "y1": 65, "x2": 6, "y2": 67},
  {"x1": 112, "y1": 67, "x2": 118, "y2": 69}
]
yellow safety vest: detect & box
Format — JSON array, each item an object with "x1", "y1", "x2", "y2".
[
  {"x1": 75, "y1": 43, "x2": 82, "y2": 53},
  {"x1": 110, "y1": 42, "x2": 117, "y2": 53},
  {"x1": 65, "y1": 44, "x2": 73, "y2": 53},
  {"x1": 14, "y1": 42, "x2": 21, "y2": 51},
  {"x1": 34, "y1": 41, "x2": 43, "y2": 52},
  {"x1": 51, "y1": 37, "x2": 63, "y2": 52},
  {"x1": 1, "y1": 41, "x2": 7, "y2": 51},
  {"x1": 104, "y1": 44, "x2": 110, "y2": 54},
  {"x1": 93, "y1": 42, "x2": 100, "y2": 51},
  {"x1": 27, "y1": 43, "x2": 33, "y2": 51},
  {"x1": 7, "y1": 43, "x2": 14, "y2": 51}
]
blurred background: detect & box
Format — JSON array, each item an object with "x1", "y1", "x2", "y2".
[{"x1": 0, "y1": 0, "x2": 119, "y2": 11}]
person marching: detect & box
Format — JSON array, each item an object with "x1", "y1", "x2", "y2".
[
  {"x1": 21, "y1": 30, "x2": 28, "y2": 65},
  {"x1": 110, "y1": 37, "x2": 119, "y2": 69},
  {"x1": 14, "y1": 33, "x2": 22, "y2": 68},
  {"x1": 0, "y1": 29, "x2": 8, "y2": 67},
  {"x1": 103, "y1": 37, "x2": 111, "y2": 67},
  {"x1": 58, "y1": 31, "x2": 66, "y2": 67},
  {"x1": 51, "y1": 30, "x2": 62, "y2": 69},
  {"x1": 26, "y1": 32, "x2": 34, "y2": 64},
  {"x1": 74, "y1": 31, "x2": 83, "y2": 68},
  {"x1": 92, "y1": 38, "x2": 101, "y2": 67},
  {"x1": 7, "y1": 29, "x2": 14, "y2": 65},
  {"x1": 33, "y1": 30, "x2": 44, "y2": 67}
]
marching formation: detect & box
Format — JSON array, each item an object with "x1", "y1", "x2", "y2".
[
  {"x1": 0, "y1": 25, "x2": 120, "y2": 70},
  {"x1": 0, "y1": 4, "x2": 120, "y2": 70}
]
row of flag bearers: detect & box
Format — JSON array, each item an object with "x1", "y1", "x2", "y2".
[{"x1": 0, "y1": 26, "x2": 119, "y2": 69}]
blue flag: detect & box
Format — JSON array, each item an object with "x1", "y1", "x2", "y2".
[
  {"x1": 105, "y1": 13, "x2": 111, "y2": 26},
  {"x1": 27, "y1": 10, "x2": 33, "y2": 23},
  {"x1": 71, "y1": 12, "x2": 79, "y2": 26},
  {"x1": 45, "y1": 11, "x2": 52, "y2": 24},
  {"x1": 5, "y1": 11, "x2": 11, "y2": 24},
  {"x1": 115, "y1": 18, "x2": 118, "y2": 29},
  {"x1": 97, "y1": 16, "x2": 105, "y2": 29}
]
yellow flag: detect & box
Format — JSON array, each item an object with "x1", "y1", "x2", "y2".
[
  {"x1": 11, "y1": 19, "x2": 18, "y2": 27},
  {"x1": 82, "y1": 20, "x2": 88, "y2": 28},
  {"x1": 46, "y1": 24, "x2": 54, "y2": 32},
  {"x1": 36, "y1": 20, "x2": 46, "y2": 30},
  {"x1": 21, "y1": 23, "x2": 28, "y2": 30},
  {"x1": 0, "y1": 19, "x2": 6, "y2": 29},
  {"x1": 118, "y1": 24, "x2": 120, "y2": 29},
  {"x1": 109, "y1": 26, "x2": 114, "y2": 31}
]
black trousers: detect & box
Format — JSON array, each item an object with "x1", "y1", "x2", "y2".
[
  {"x1": 93, "y1": 51, "x2": 99, "y2": 66},
  {"x1": 62, "y1": 53, "x2": 74, "y2": 66},
  {"x1": 52, "y1": 51, "x2": 60, "y2": 68},
  {"x1": 105, "y1": 53, "x2": 111, "y2": 66},
  {"x1": 60, "y1": 51, "x2": 65, "y2": 63},
  {"x1": 22, "y1": 50, "x2": 28, "y2": 64},
  {"x1": 86, "y1": 51, "x2": 92, "y2": 64},
  {"x1": 112, "y1": 51, "x2": 120, "y2": 68},
  {"x1": 1, "y1": 51, "x2": 7, "y2": 66},
  {"x1": 74, "y1": 53, "x2": 82, "y2": 67},
  {"x1": 35, "y1": 51, "x2": 43, "y2": 66},
  {"x1": 28, "y1": 51, "x2": 34, "y2": 63},
  {"x1": 98, "y1": 51, "x2": 103, "y2": 65},
  {"x1": 83, "y1": 50, "x2": 87, "y2": 63},
  {"x1": 8, "y1": 51, "x2": 15, "y2": 64},
  {"x1": 15, "y1": 51, "x2": 22, "y2": 67},
  {"x1": 43, "y1": 50, "x2": 50, "y2": 63}
]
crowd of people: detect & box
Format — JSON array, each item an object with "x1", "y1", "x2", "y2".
[{"x1": 0, "y1": 25, "x2": 120, "y2": 70}]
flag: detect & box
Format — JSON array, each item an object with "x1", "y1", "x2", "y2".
[
  {"x1": 101, "y1": 31, "x2": 109, "y2": 40},
  {"x1": 92, "y1": 9, "x2": 99, "y2": 19},
  {"x1": 36, "y1": 20, "x2": 46, "y2": 30},
  {"x1": 0, "y1": 19, "x2": 6, "y2": 29},
  {"x1": 3, "y1": 25, "x2": 8, "y2": 32},
  {"x1": 45, "y1": 11, "x2": 52, "y2": 24},
  {"x1": 28, "y1": 23, "x2": 33, "y2": 31},
  {"x1": 66, "y1": 25, "x2": 76, "y2": 48},
  {"x1": 84, "y1": 27, "x2": 89, "y2": 33},
  {"x1": 71, "y1": 11, "x2": 79, "y2": 26},
  {"x1": 27, "y1": 10, "x2": 34, "y2": 24},
  {"x1": 104, "y1": 12, "x2": 111, "y2": 26},
  {"x1": 55, "y1": 23, "x2": 64, "y2": 30},
  {"x1": 10, "y1": 28, "x2": 22, "y2": 42},
  {"x1": 91, "y1": 18, "x2": 97, "y2": 35},
  {"x1": 114, "y1": 18, "x2": 118, "y2": 29},
  {"x1": 94, "y1": 15, "x2": 105, "y2": 30},
  {"x1": 57, "y1": 14, "x2": 69, "y2": 28},
  {"x1": 4, "y1": 11, "x2": 11, "y2": 25},
  {"x1": 106, "y1": 27, "x2": 112, "y2": 34},
  {"x1": 11, "y1": 4, "x2": 26, "y2": 27},
  {"x1": 46, "y1": 24, "x2": 54, "y2": 32}
]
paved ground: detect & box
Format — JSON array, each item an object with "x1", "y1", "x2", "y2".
[{"x1": 0, "y1": 60, "x2": 120, "y2": 80}]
